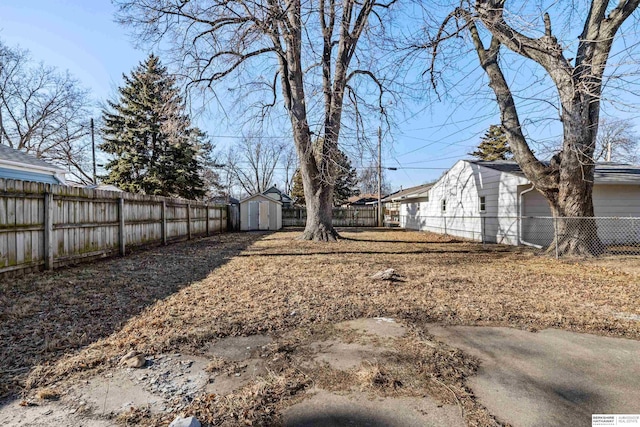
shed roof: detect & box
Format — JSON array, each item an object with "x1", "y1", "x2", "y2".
[
  {"x1": 239, "y1": 192, "x2": 283, "y2": 204},
  {"x1": 0, "y1": 144, "x2": 65, "y2": 172},
  {"x1": 469, "y1": 160, "x2": 640, "y2": 185}
]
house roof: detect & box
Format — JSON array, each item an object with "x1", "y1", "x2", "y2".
[
  {"x1": 347, "y1": 193, "x2": 378, "y2": 204},
  {"x1": 210, "y1": 196, "x2": 240, "y2": 205},
  {"x1": 0, "y1": 144, "x2": 65, "y2": 172},
  {"x1": 83, "y1": 183, "x2": 124, "y2": 192},
  {"x1": 382, "y1": 183, "x2": 434, "y2": 202},
  {"x1": 469, "y1": 160, "x2": 640, "y2": 185},
  {"x1": 263, "y1": 185, "x2": 293, "y2": 202}
]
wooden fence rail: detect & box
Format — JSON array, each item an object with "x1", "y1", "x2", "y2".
[
  {"x1": 0, "y1": 179, "x2": 228, "y2": 277},
  {"x1": 282, "y1": 206, "x2": 378, "y2": 227}
]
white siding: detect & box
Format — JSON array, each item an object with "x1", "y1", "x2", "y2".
[
  {"x1": 399, "y1": 161, "x2": 640, "y2": 247},
  {"x1": 593, "y1": 185, "x2": 640, "y2": 216},
  {"x1": 399, "y1": 161, "x2": 527, "y2": 244}
]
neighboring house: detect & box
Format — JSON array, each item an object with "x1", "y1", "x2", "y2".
[
  {"x1": 399, "y1": 160, "x2": 640, "y2": 247},
  {"x1": 0, "y1": 144, "x2": 66, "y2": 185},
  {"x1": 263, "y1": 186, "x2": 294, "y2": 208},
  {"x1": 344, "y1": 193, "x2": 378, "y2": 207},
  {"x1": 239, "y1": 193, "x2": 282, "y2": 231},
  {"x1": 382, "y1": 183, "x2": 434, "y2": 226},
  {"x1": 209, "y1": 195, "x2": 240, "y2": 205}
]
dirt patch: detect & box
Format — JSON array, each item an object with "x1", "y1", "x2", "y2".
[
  {"x1": 2, "y1": 228, "x2": 640, "y2": 426},
  {"x1": 206, "y1": 335, "x2": 273, "y2": 361}
]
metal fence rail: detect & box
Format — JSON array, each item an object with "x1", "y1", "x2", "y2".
[{"x1": 399, "y1": 215, "x2": 640, "y2": 257}]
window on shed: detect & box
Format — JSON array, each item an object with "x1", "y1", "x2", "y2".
[
  {"x1": 441, "y1": 199, "x2": 446, "y2": 212},
  {"x1": 479, "y1": 196, "x2": 486, "y2": 212}
]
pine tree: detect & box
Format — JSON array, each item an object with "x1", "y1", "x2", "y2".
[
  {"x1": 470, "y1": 125, "x2": 513, "y2": 161},
  {"x1": 331, "y1": 149, "x2": 359, "y2": 206},
  {"x1": 291, "y1": 169, "x2": 305, "y2": 205},
  {"x1": 291, "y1": 148, "x2": 358, "y2": 206},
  {"x1": 100, "y1": 54, "x2": 211, "y2": 199}
]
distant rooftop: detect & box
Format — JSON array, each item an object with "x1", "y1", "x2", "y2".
[
  {"x1": 0, "y1": 144, "x2": 64, "y2": 172},
  {"x1": 469, "y1": 160, "x2": 640, "y2": 185},
  {"x1": 383, "y1": 182, "x2": 434, "y2": 202}
]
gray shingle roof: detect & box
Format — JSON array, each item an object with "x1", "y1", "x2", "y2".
[
  {"x1": 0, "y1": 144, "x2": 64, "y2": 171},
  {"x1": 469, "y1": 160, "x2": 640, "y2": 185},
  {"x1": 383, "y1": 182, "x2": 434, "y2": 202}
]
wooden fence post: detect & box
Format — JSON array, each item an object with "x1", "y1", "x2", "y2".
[
  {"x1": 205, "y1": 205, "x2": 210, "y2": 236},
  {"x1": 187, "y1": 203, "x2": 192, "y2": 240},
  {"x1": 161, "y1": 200, "x2": 167, "y2": 245},
  {"x1": 219, "y1": 207, "x2": 223, "y2": 233},
  {"x1": 118, "y1": 197, "x2": 126, "y2": 256},
  {"x1": 44, "y1": 191, "x2": 54, "y2": 270}
]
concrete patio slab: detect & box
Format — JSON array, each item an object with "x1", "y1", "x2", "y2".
[{"x1": 428, "y1": 325, "x2": 640, "y2": 427}]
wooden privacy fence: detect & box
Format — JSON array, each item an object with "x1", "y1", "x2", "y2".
[
  {"x1": 0, "y1": 179, "x2": 228, "y2": 277},
  {"x1": 283, "y1": 206, "x2": 377, "y2": 227}
]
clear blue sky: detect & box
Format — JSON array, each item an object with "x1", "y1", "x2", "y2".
[{"x1": 3, "y1": 1, "x2": 636, "y2": 192}]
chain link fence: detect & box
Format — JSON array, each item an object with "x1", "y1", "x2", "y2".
[{"x1": 399, "y1": 215, "x2": 640, "y2": 257}]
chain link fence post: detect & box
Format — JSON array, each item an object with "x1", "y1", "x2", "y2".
[
  {"x1": 554, "y1": 216, "x2": 559, "y2": 259},
  {"x1": 482, "y1": 216, "x2": 486, "y2": 248}
]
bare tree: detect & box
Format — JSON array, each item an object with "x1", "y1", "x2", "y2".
[
  {"x1": 0, "y1": 40, "x2": 94, "y2": 183},
  {"x1": 594, "y1": 118, "x2": 638, "y2": 163},
  {"x1": 114, "y1": 0, "x2": 399, "y2": 240},
  {"x1": 280, "y1": 144, "x2": 298, "y2": 195},
  {"x1": 227, "y1": 136, "x2": 284, "y2": 196},
  {"x1": 358, "y1": 164, "x2": 390, "y2": 195},
  {"x1": 429, "y1": 1, "x2": 640, "y2": 255}
]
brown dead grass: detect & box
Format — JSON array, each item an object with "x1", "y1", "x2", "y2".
[{"x1": 3, "y1": 228, "x2": 640, "y2": 426}]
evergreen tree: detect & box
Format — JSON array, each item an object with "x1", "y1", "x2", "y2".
[
  {"x1": 291, "y1": 169, "x2": 305, "y2": 205},
  {"x1": 331, "y1": 149, "x2": 359, "y2": 206},
  {"x1": 291, "y1": 148, "x2": 358, "y2": 206},
  {"x1": 470, "y1": 125, "x2": 513, "y2": 161},
  {"x1": 100, "y1": 54, "x2": 211, "y2": 199}
]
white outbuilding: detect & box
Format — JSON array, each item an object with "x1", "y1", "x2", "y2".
[
  {"x1": 239, "y1": 193, "x2": 282, "y2": 231},
  {"x1": 398, "y1": 160, "x2": 640, "y2": 247}
]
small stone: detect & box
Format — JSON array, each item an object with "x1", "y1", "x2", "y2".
[
  {"x1": 119, "y1": 351, "x2": 146, "y2": 368},
  {"x1": 371, "y1": 268, "x2": 401, "y2": 281},
  {"x1": 169, "y1": 416, "x2": 201, "y2": 427}
]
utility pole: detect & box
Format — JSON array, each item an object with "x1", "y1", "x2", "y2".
[
  {"x1": 377, "y1": 125, "x2": 383, "y2": 227},
  {"x1": 91, "y1": 118, "x2": 97, "y2": 184}
]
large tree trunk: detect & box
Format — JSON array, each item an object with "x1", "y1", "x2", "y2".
[
  {"x1": 540, "y1": 115, "x2": 605, "y2": 256},
  {"x1": 542, "y1": 173, "x2": 604, "y2": 256},
  {"x1": 299, "y1": 172, "x2": 338, "y2": 241}
]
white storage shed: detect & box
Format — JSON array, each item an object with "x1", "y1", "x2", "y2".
[{"x1": 239, "y1": 193, "x2": 282, "y2": 231}]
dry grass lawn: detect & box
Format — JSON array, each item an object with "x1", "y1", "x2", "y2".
[{"x1": 2, "y1": 228, "x2": 639, "y2": 426}]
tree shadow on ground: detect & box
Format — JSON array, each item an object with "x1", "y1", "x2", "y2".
[
  {"x1": 285, "y1": 412, "x2": 419, "y2": 426},
  {"x1": 0, "y1": 232, "x2": 267, "y2": 404},
  {"x1": 236, "y1": 249, "x2": 498, "y2": 257}
]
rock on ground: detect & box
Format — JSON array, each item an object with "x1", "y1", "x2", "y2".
[{"x1": 169, "y1": 416, "x2": 201, "y2": 427}]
